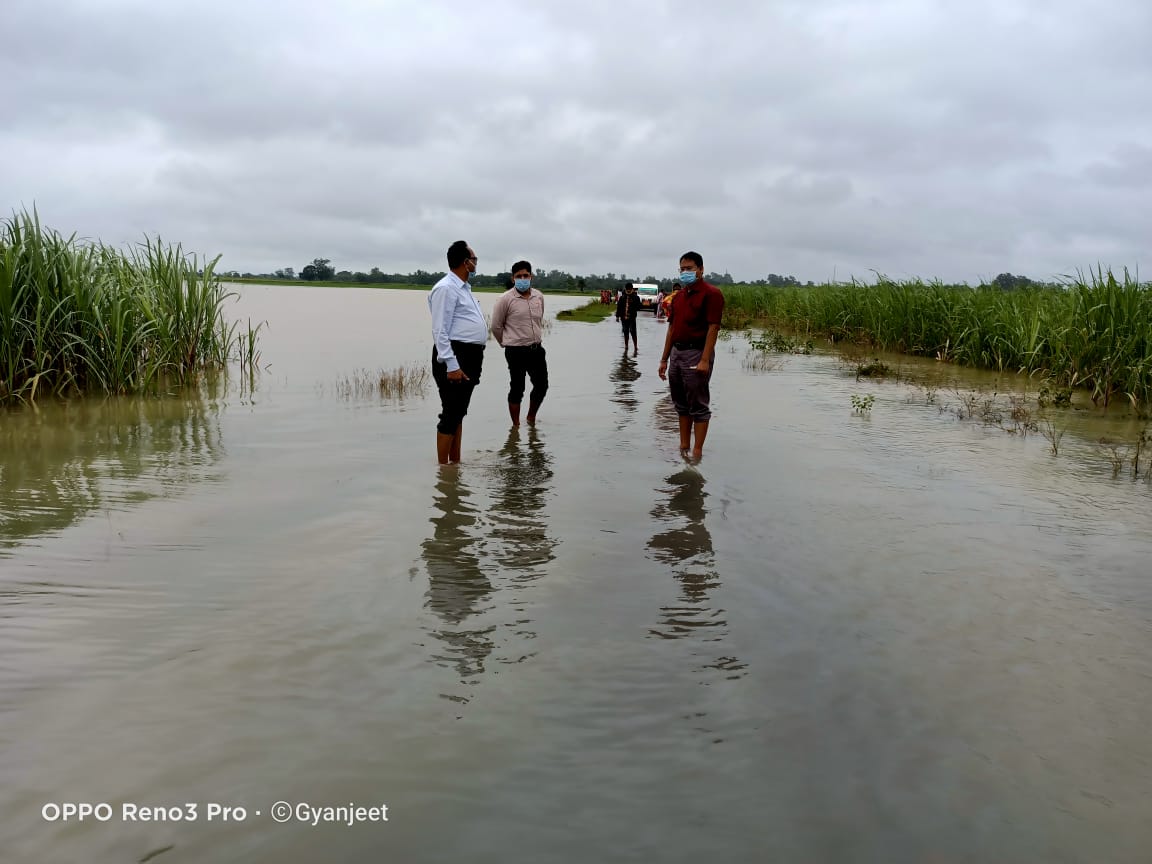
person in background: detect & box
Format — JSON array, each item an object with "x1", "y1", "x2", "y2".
[
  {"x1": 490, "y1": 260, "x2": 548, "y2": 427},
  {"x1": 428, "y1": 240, "x2": 487, "y2": 464},
  {"x1": 616, "y1": 282, "x2": 641, "y2": 356},
  {"x1": 657, "y1": 251, "x2": 725, "y2": 460}
]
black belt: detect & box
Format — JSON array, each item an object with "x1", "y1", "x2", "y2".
[
  {"x1": 673, "y1": 340, "x2": 705, "y2": 350},
  {"x1": 507, "y1": 343, "x2": 542, "y2": 349}
]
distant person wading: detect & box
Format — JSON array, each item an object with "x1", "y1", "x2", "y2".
[{"x1": 616, "y1": 283, "x2": 641, "y2": 355}]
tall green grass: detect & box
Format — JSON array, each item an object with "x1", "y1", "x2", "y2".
[
  {"x1": 0, "y1": 209, "x2": 255, "y2": 403},
  {"x1": 724, "y1": 270, "x2": 1152, "y2": 406}
]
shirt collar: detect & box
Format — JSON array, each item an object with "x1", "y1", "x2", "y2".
[{"x1": 448, "y1": 272, "x2": 470, "y2": 290}]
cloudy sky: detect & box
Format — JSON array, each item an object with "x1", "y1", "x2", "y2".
[{"x1": 3, "y1": 0, "x2": 1149, "y2": 283}]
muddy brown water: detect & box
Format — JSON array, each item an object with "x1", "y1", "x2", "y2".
[{"x1": 1, "y1": 285, "x2": 1150, "y2": 863}]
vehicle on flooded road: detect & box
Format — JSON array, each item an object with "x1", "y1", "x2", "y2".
[{"x1": 631, "y1": 283, "x2": 660, "y2": 312}]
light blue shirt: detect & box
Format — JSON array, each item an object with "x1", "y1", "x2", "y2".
[{"x1": 428, "y1": 272, "x2": 488, "y2": 372}]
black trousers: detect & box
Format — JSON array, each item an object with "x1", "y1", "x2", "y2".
[
  {"x1": 505, "y1": 344, "x2": 549, "y2": 405},
  {"x1": 432, "y1": 341, "x2": 484, "y2": 435},
  {"x1": 620, "y1": 318, "x2": 637, "y2": 341}
]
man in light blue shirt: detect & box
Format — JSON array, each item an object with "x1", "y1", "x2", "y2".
[{"x1": 428, "y1": 240, "x2": 488, "y2": 464}]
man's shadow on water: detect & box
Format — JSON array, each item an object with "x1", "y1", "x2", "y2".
[
  {"x1": 422, "y1": 467, "x2": 495, "y2": 683},
  {"x1": 647, "y1": 467, "x2": 746, "y2": 679},
  {"x1": 609, "y1": 348, "x2": 642, "y2": 430}
]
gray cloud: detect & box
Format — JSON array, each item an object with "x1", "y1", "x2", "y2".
[{"x1": 3, "y1": 0, "x2": 1150, "y2": 282}]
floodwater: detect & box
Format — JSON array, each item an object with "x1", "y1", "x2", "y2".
[{"x1": 2, "y1": 285, "x2": 1151, "y2": 864}]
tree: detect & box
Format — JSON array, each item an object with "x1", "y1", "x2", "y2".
[
  {"x1": 300, "y1": 258, "x2": 335, "y2": 281},
  {"x1": 992, "y1": 272, "x2": 1032, "y2": 291},
  {"x1": 274, "y1": 267, "x2": 294, "y2": 280},
  {"x1": 765, "y1": 273, "x2": 800, "y2": 287}
]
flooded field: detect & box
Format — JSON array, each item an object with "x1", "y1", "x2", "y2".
[{"x1": 2, "y1": 285, "x2": 1151, "y2": 863}]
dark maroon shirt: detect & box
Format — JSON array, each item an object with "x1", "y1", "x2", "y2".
[{"x1": 667, "y1": 280, "x2": 725, "y2": 342}]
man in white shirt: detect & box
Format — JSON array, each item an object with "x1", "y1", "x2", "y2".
[
  {"x1": 489, "y1": 260, "x2": 548, "y2": 427},
  {"x1": 428, "y1": 240, "x2": 488, "y2": 464}
]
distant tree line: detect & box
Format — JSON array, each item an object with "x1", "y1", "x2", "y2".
[
  {"x1": 217, "y1": 258, "x2": 1049, "y2": 292},
  {"x1": 217, "y1": 257, "x2": 745, "y2": 292}
]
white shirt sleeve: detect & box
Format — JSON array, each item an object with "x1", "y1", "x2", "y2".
[{"x1": 429, "y1": 285, "x2": 459, "y2": 371}]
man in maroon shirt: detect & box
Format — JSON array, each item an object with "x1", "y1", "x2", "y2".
[{"x1": 658, "y1": 251, "x2": 725, "y2": 459}]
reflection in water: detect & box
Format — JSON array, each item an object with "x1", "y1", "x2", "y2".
[
  {"x1": 652, "y1": 393, "x2": 680, "y2": 439},
  {"x1": 422, "y1": 469, "x2": 495, "y2": 681},
  {"x1": 491, "y1": 427, "x2": 556, "y2": 577},
  {"x1": 422, "y1": 429, "x2": 558, "y2": 688},
  {"x1": 0, "y1": 394, "x2": 224, "y2": 551},
  {"x1": 647, "y1": 468, "x2": 746, "y2": 678},
  {"x1": 486, "y1": 427, "x2": 557, "y2": 661},
  {"x1": 609, "y1": 349, "x2": 642, "y2": 429}
]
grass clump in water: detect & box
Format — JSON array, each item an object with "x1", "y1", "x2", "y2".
[
  {"x1": 742, "y1": 328, "x2": 811, "y2": 371},
  {"x1": 0, "y1": 208, "x2": 255, "y2": 404},
  {"x1": 557, "y1": 298, "x2": 616, "y2": 323},
  {"x1": 748, "y1": 330, "x2": 813, "y2": 355},
  {"x1": 335, "y1": 365, "x2": 430, "y2": 400},
  {"x1": 723, "y1": 269, "x2": 1152, "y2": 407},
  {"x1": 854, "y1": 358, "x2": 892, "y2": 379}
]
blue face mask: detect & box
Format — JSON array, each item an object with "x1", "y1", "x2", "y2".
[
  {"x1": 679, "y1": 271, "x2": 697, "y2": 285},
  {"x1": 514, "y1": 278, "x2": 531, "y2": 293}
]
